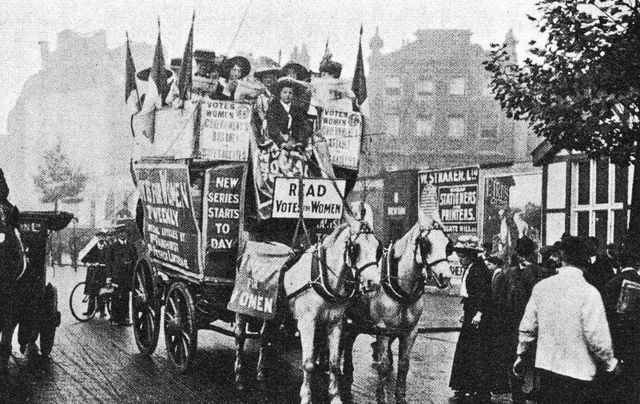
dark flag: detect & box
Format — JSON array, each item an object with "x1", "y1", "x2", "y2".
[
  {"x1": 177, "y1": 12, "x2": 195, "y2": 100},
  {"x1": 142, "y1": 19, "x2": 170, "y2": 112},
  {"x1": 125, "y1": 32, "x2": 140, "y2": 114},
  {"x1": 352, "y1": 25, "x2": 369, "y2": 116}
]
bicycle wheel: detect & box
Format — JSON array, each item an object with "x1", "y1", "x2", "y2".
[{"x1": 69, "y1": 282, "x2": 97, "y2": 322}]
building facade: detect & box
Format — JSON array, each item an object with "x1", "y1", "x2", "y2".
[
  {"x1": 2, "y1": 30, "x2": 154, "y2": 227},
  {"x1": 363, "y1": 28, "x2": 539, "y2": 176}
]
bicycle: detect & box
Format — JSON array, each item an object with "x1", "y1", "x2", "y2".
[{"x1": 69, "y1": 272, "x2": 116, "y2": 322}]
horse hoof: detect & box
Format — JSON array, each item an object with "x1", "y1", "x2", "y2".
[{"x1": 236, "y1": 379, "x2": 246, "y2": 393}]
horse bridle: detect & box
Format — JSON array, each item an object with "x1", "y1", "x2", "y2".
[
  {"x1": 415, "y1": 225, "x2": 452, "y2": 289},
  {"x1": 344, "y1": 227, "x2": 383, "y2": 277}
]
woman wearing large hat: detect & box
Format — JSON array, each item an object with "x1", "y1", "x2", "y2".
[
  {"x1": 265, "y1": 77, "x2": 309, "y2": 150},
  {"x1": 191, "y1": 49, "x2": 227, "y2": 101},
  {"x1": 449, "y1": 235, "x2": 493, "y2": 403},
  {"x1": 220, "y1": 56, "x2": 251, "y2": 100}
]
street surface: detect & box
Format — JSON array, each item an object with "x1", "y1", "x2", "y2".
[{"x1": 0, "y1": 266, "x2": 508, "y2": 404}]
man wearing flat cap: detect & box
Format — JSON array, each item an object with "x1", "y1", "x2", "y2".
[
  {"x1": 603, "y1": 249, "x2": 640, "y2": 403},
  {"x1": 515, "y1": 236, "x2": 619, "y2": 403},
  {"x1": 449, "y1": 235, "x2": 493, "y2": 403}
]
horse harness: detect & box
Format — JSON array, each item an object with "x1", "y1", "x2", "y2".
[
  {"x1": 380, "y1": 226, "x2": 451, "y2": 305},
  {"x1": 286, "y1": 228, "x2": 382, "y2": 303}
]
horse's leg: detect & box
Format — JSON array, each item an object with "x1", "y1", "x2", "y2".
[
  {"x1": 339, "y1": 329, "x2": 357, "y2": 403},
  {"x1": 297, "y1": 312, "x2": 316, "y2": 404},
  {"x1": 233, "y1": 314, "x2": 247, "y2": 392},
  {"x1": 257, "y1": 319, "x2": 277, "y2": 385},
  {"x1": 395, "y1": 329, "x2": 418, "y2": 404},
  {"x1": 375, "y1": 335, "x2": 391, "y2": 404},
  {"x1": 326, "y1": 317, "x2": 344, "y2": 404},
  {"x1": 0, "y1": 302, "x2": 16, "y2": 376}
]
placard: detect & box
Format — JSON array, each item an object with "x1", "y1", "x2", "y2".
[
  {"x1": 136, "y1": 163, "x2": 200, "y2": 274},
  {"x1": 203, "y1": 164, "x2": 245, "y2": 251},
  {"x1": 199, "y1": 100, "x2": 251, "y2": 161},
  {"x1": 419, "y1": 166, "x2": 479, "y2": 240},
  {"x1": 321, "y1": 109, "x2": 362, "y2": 170},
  {"x1": 271, "y1": 178, "x2": 346, "y2": 219}
]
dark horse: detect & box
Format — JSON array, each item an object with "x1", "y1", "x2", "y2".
[{"x1": 0, "y1": 200, "x2": 26, "y2": 374}]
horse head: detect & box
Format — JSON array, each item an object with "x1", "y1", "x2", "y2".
[{"x1": 416, "y1": 210, "x2": 453, "y2": 289}]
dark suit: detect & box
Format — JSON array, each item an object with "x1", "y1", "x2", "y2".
[
  {"x1": 603, "y1": 269, "x2": 640, "y2": 403},
  {"x1": 587, "y1": 254, "x2": 617, "y2": 294},
  {"x1": 450, "y1": 258, "x2": 493, "y2": 396},
  {"x1": 107, "y1": 240, "x2": 137, "y2": 323},
  {"x1": 490, "y1": 269, "x2": 511, "y2": 393},
  {"x1": 266, "y1": 99, "x2": 308, "y2": 147}
]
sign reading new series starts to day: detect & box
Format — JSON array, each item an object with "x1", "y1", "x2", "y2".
[{"x1": 271, "y1": 178, "x2": 346, "y2": 219}]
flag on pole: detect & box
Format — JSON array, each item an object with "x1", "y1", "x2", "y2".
[
  {"x1": 141, "y1": 19, "x2": 169, "y2": 113},
  {"x1": 177, "y1": 12, "x2": 195, "y2": 100},
  {"x1": 352, "y1": 25, "x2": 369, "y2": 117},
  {"x1": 125, "y1": 32, "x2": 140, "y2": 114}
]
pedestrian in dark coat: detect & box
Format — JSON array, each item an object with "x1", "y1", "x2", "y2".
[
  {"x1": 602, "y1": 250, "x2": 640, "y2": 403},
  {"x1": 504, "y1": 236, "x2": 552, "y2": 403},
  {"x1": 486, "y1": 256, "x2": 511, "y2": 394},
  {"x1": 586, "y1": 240, "x2": 618, "y2": 294},
  {"x1": 450, "y1": 236, "x2": 493, "y2": 403},
  {"x1": 107, "y1": 226, "x2": 137, "y2": 325}
]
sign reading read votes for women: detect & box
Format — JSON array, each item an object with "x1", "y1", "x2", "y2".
[
  {"x1": 418, "y1": 166, "x2": 479, "y2": 237},
  {"x1": 199, "y1": 100, "x2": 252, "y2": 162},
  {"x1": 271, "y1": 178, "x2": 346, "y2": 219},
  {"x1": 321, "y1": 109, "x2": 362, "y2": 170},
  {"x1": 136, "y1": 163, "x2": 200, "y2": 274}
]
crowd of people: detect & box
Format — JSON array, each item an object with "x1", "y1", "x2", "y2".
[{"x1": 449, "y1": 234, "x2": 640, "y2": 403}]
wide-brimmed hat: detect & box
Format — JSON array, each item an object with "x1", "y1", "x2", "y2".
[
  {"x1": 194, "y1": 49, "x2": 217, "y2": 64},
  {"x1": 453, "y1": 235, "x2": 483, "y2": 254},
  {"x1": 279, "y1": 62, "x2": 310, "y2": 82},
  {"x1": 136, "y1": 66, "x2": 173, "y2": 82},
  {"x1": 319, "y1": 59, "x2": 342, "y2": 78},
  {"x1": 253, "y1": 56, "x2": 280, "y2": 80},
  {"x1": 221, "y1": 56, "x2": 251, "y2": 79},
  {"x1": 274, "y1": 77, "x2": 307, "y2": 97}
]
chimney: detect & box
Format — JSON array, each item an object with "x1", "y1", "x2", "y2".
[{"x1": 38, "y1": 40, "x2": 50, "y2": 70}]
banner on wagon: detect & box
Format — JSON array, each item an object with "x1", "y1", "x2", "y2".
[
  {"x1": 136, "y1": 162, "x2": 200, "y2": 274},
  {"x1": 271, "y1": 177, "x2": 346, "y2": 219},
  {"x1": 321, "y1": 108, "x2": 362, "y2": 170},
  {"x1": 198, "y1": 100, "x2": 251, "y2": 162}
]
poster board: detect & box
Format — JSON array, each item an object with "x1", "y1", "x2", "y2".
[
  {"x1": 271, "y1": 178, "x2": 346, "y2": 219},
  {"x1": 136, "y1": 162, "x2": 201, "y2": 275},
  {"x1": 198, "y1": 100, "x2": 252, "y2": 161},
  {"x1": 321, "y1": 109, "x2": 362, "y2": 170}
]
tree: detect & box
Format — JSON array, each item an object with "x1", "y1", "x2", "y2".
[
  {"x1": 33, "y1": 143, "x2": 87, "y2": 211},
  {"x1": 485, "y1": 0, "x2": 640, "y2": 244}
]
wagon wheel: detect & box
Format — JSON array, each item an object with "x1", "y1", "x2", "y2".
[
  {"x1": 164, "y1": 281, "x2": 198, "y2": 373},
  {"x1": 132, "y1": 259, "x2": 160, "y2": 356},
  {"x1": 40, "y1": 284, "x2": 60, "y2": 357},
  {"x1": 69, "y1": 282, "x2": 96, "y2": 322}
]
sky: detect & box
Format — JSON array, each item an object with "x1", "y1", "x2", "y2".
[{"x1": 0, "y1": 0, "x2": 541, "y2": 136}]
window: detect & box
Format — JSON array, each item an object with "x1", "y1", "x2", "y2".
[
  {"x1": 449, "y1": 76, "x2": 465, "y2": 95},
  {"x1": 546, "y1": 212, "x2": 566, "y2": 245},
  {"x1": 385, "y1": 114, "x2": 400, "y2": 137},
  {"x1": 385, "y1": 77, "x2": 401, "y2": 97},
  {"x1": 447, "y1": 115, "x2": 465, "y2": 138},
  {"x1": 546, "y1": 162, "x2": 566, "y2": 209},
  {"x1": 415, "y1": 79, "x2": 435, "y2": 98},
  {"x1": 570, "y1": 159, "x2": 628, "y2": 244},
  {"x1": 416, "y1": 115, "x2": 434, "y2": 137},
  {"x1": 480, "y1": 126, "x2": 498, "y2": 139}
]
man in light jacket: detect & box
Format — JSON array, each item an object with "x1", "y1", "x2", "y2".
[{"x1": 514, "y1": 236, "x2": 620, "y2": 404}]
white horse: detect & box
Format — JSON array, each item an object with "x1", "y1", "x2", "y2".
[
  {"x1": 341, "y1": 212, "x2": 453, "y2": 404},
  {"x1": 234, "y1": 215, "x2": 382, "y2": 404}
]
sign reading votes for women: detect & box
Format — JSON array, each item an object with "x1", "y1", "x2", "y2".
[
  {"x1": 271, "y1": 178, "x2": 346, "y2": 219},
  {"x1": 199, "y1": 100, "x2": 252, "y2": 162},
  {"x1": 419, "y1": 166, "x2": 479, "y2": 238},
  {"x1": 321, "y1": 108, "x2": 363, "y2": 170},
  {"x1": 136, "y1": 162, "x2": 200, "y2": 274}
]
